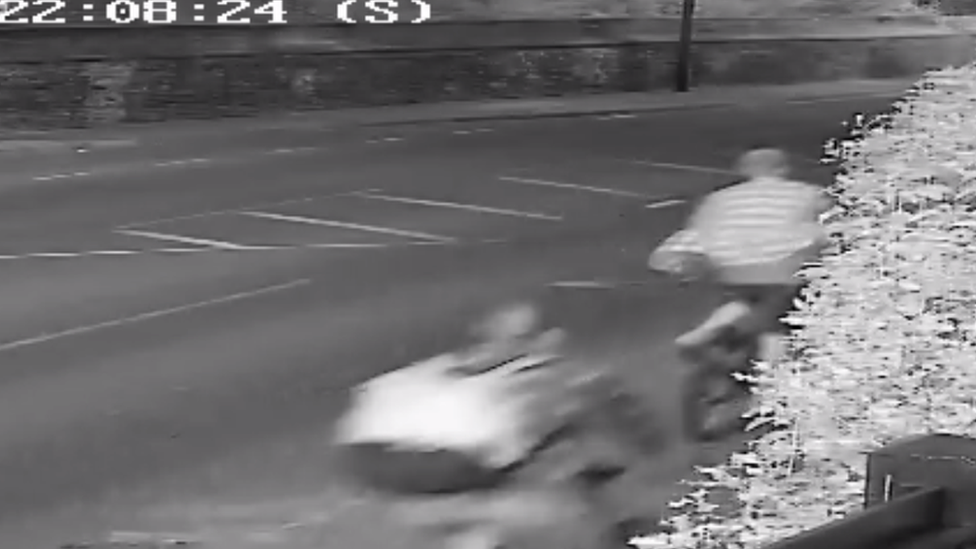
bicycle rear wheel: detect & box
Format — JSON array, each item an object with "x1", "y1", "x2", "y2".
[
  {"x1": 679, "y1": 328, "x2": 758, "y2": 442},
  {"x1": 681, "y1": 363, "x2": 753, "y2": 441}
]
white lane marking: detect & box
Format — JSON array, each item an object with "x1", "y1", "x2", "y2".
[
  {"x1": 27, "y1": 144, "x2": 329, "y2": 184},
  {"x1": 625, "y1": 159, "x2": 734, "y2": 175},
  {"x1": 497, "y1": 175, "x2": 652, "y2": 199},
  {"x1": 550, "y1": 281, "x2": 619, "y2": 289},
  {"x1": 154, "y1": 158, "x2": 211, "y2": 168},
  {"x1": 0, "y1": 278, "x2": 311, "y2": 353},
  {"x1": 0, "y1": 240, "x2": 468, "y2": 261},
  {"x1": 549, "y1": 280, "x2": 651, "y2": 289},
  {"x1": 350, "y1": 191, "x2": 563, "y2": 221},
  {"x1": 33, "y1": 172, "x2": 92, "y2": 181},
  {"x1": 595, "y1": 114, "x2": 637, "y2": 120},
  {"x1": 117, "y1": 229, "x2": 257, "y2": 250},
  {"x1": 85, "y1": 250, "x2": 147, "y2": 256},
  {"x1": 109, "y1": 531, "x2": 202, "y2": 545},
  {"x1": 28, "y1": 252, "x2": 87, "y2": 258},
  {"x1": 240, "y1": 211, "x2": 455, "y2": 242},
  {"x1": 645, "y1": 199, "x2": 685, "y2": 210},
  {"x1": 265, "y1": 146, "x2": 319, "y2": 155},
  {"x1": 116, "y1": 188, "x2": 383, "y2": 229}
]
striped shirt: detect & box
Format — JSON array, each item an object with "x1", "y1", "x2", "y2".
[{"x1": 689, "y1": 177, "x2": 828, "y2": 284}]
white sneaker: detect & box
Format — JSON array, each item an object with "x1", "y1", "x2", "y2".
[{"x1": 675, "y1": 301, "x2": 753, "y2": 350}]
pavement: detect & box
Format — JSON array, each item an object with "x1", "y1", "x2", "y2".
[
  {"x1": 0, "y1": 80, "x2": 909, "y2": 548},
  {"x1": 0, "y1": 78, "x2": 913, "y2": 164}
]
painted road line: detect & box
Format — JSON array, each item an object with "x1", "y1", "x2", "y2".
[
  {"x1": 240, "y1": 211, "x2": 456, "y2": 242},
  {"x1": 153, "y1": 158, "x2": 211, "y2": 168},
  {"x1": 116, "y1": 188, "x2": 383, "y2": 230},
  {"x1": 0, "y1": 238, "x2": 489, "y2": 262},
  {"x1": 108, "y1": 531, "x2": 202, "y2": 545},
  {"x1": 645, "y1": 199, "x2": 686, "y2": 210},
  {"x1": 595, "y1": 114, "x2": 637, "y2": 120},
  {"x1": 0, "y1": 279, "x2": 311, "y2": 353},
  {"x1": 117, "y1": 229, "x2": 259, "y2": 250},
  {"x1": 624, "y1": 159, "x2": 734, "y2": 175},
  {"x1": 350, "y1": 191, "x2": 563, "y2": 221},
  {"x1": 497, "y1": 176, "x2": 652, "y2": 199},
  {"x1": 265, "y1": 146, "x2": 320, "y2": 155},
  {"x1": 33, "y1": 172, "x2": 92, "y2": 181},
  {"x1": 549, "y1": 280, "x2": 652, "y2": 289}
]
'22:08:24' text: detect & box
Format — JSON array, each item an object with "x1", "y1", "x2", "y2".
[{"x1": 0, "y1": 0, "x2": 288, "y2": 25}]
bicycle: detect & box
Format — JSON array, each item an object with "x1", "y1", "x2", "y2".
[{"x1": 675, "y1": 282, "x2": 802, "y2": 441}]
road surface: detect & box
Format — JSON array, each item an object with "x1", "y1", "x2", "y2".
[{"x1": 0, "y1": 94, "x2": 897, "y2": 548}]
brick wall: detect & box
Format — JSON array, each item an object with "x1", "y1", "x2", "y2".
[{"x1": 0, "y1": 18, "x2": 972, "y2": 129}]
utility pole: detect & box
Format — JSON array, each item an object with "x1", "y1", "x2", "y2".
[{"x1": 675, "y1": 0, "x2": 696, "y2": 92}]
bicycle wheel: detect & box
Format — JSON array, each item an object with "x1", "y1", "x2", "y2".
[{"x1": 679, "y1": 329, "x2": 758, "y2": 442}]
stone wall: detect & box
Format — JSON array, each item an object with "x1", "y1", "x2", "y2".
[{"x1": 0, "y1": 17, "x2": 972, "y2": 129}]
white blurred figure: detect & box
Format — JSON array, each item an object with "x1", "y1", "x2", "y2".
[{"x1": 332, "y1": 303, "x2": 611, "y2": 549}]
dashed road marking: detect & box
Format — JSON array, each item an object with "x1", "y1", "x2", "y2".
[
  {"x1": 116, "y1": 188, "x2": 383, "y2": 230},
  {"x1": 117, "y1": 229, "x2": 258, "y2": 250},
  {"x1": 153, "y1": 158, "x2": 211, "y2": 168},
  {"x1": 595, "y1": 114, "x2": 637, "y2": 120},
  {"x1": 624, "y1": 159, "x2": 734, "y2": 175},
  {"x1": 350, "y1": 191, "x2": 563, "y2": 221},
  {"x1": 33, "y1": 171, "x2": 92, "y2": 181},
  {"x1": 549, "y1": 280, "x2": 652, "y2": 289},
  {"x1": 0, "y1": 239, "x2": 485, "y2": 262},
  {"x1": 240, "y1": 211, "x2": 456, "y2": 243},
  {"x1": 266, "y1": 146, "x2": 320, "y2": 155},
  {"x1": 645, "y1": 198, "x2": 685, "y2": 209},
  {"x1": 497, "y1": 175, "x2": 652, "y2": 199},
  {"x1": 0, "y1": 278, "x2": 311, "y2": 353},
  {"x1": 27, "y1": 252, "x2": 92, "y2": 258}
]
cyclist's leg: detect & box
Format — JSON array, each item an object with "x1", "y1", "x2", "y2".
[
  {"x1": 748, "y1": 283, "x2": 804, "y2": 362},
  {"x1": 674, "y1": 298, "x2": 752, "y2": 351}
]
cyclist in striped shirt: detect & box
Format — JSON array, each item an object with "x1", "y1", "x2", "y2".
[{"x1": 658, "y1": 148, "x2": 832, "y2": 362}]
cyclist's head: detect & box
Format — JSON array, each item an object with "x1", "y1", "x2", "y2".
[
  {"x1": 473, "y1": 302, "x2": 541, "y2": 344},
  {"x1": 735, "y1": 148, "x2": 791, "y2": 179}
]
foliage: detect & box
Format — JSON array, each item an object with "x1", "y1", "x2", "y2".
[{"x1": 631, "y1": 63, "x2": 976, "y2": 549}]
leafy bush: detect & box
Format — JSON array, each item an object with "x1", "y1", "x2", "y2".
[{"x1": 630, "y1": 63, "x2": 976, "y2": 549}]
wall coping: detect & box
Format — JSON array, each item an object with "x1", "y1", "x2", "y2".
[{"x1": 0, "y1": 16, "x2": 969, "y2": 63}]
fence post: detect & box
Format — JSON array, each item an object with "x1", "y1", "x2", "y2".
[{"x1": 865, "y1": 434, "x2": 976, "y2": 526}]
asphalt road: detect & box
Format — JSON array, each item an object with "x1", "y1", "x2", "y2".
[{"x1": 0, "y1": 95, "x2": 899, "y2": 548}]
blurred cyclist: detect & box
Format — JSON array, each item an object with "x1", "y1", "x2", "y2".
[
  {"x1": 333, "y1": 302, "x2": 661, "y2": 548},
  {"x1": 332, "y1": 303, "x2": 594, "y2": 549}
]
